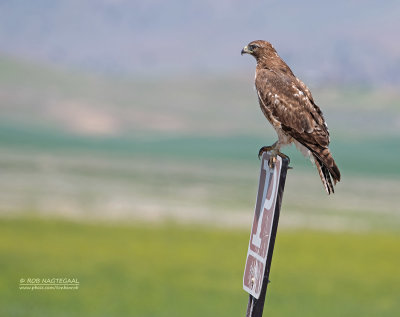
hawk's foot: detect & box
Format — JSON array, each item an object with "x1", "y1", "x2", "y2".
[
  {"x1": 276, "y1": 151, "x2": 290, "y2": 164},
  {"x1": 258, "y1": 145, "x2": 276, "y2": 160},
  {"x1": 258, "y1": 144, "x2": 290, "y2": 168}
]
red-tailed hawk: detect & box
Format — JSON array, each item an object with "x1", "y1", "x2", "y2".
[{"x1": 241, "y1": 40, "x2": 341, "y2": 194}]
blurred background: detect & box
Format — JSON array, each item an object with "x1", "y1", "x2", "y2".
[{"x1": 0, "y1": 1, "x2": 399, "y2": 316}]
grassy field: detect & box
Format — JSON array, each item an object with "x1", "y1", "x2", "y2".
[{"x1": 0, "y1": 217, "x2": 399, "y2": 317}]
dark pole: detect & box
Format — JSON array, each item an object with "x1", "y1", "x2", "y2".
[{"x1": 245, "y1": 156, "x2": 289, "y2": 317}]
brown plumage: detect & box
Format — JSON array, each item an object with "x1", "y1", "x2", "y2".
[{"x1": 241, "y1": 40, "x2": 341, "y2": 194}]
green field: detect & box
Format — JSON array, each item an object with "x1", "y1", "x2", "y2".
[{"x1": 0, "y1": 218, "x2": 399, "y2": 317}]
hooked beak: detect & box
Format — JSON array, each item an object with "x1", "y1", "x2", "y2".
[{"x1": 241, "y1": 45, "x2": 252, "y2": 56}]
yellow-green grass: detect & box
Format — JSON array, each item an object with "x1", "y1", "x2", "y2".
[{"x1": 0, "y1": 217, "x2": 399, "y2": 317}]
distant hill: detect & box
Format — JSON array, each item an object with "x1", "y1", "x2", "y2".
[
  {"x1": 0, "y1": 0, "x2": 399, "y2": 85},
  {"x1": 0, "y1": 54, "x2": 399, "y2": 227},
  {"x1": 0, "y1": 55, "x2": 399, "y2": 140}
]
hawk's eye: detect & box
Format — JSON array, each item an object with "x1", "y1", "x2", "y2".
[{"x1": 249, "y1": 44, "x2": 257, "y2": 51}]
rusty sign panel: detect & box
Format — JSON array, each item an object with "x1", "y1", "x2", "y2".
[{"x1": 243, "y1": 153, "x2": 284, "y2": 299}]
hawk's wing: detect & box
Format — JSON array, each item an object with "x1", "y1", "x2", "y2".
[
  {"x1": 255, "y1": 69, "x2": 329, "y2": 148},
  {"x1": 255, "y1": 69, "x2": 340, "y2": 191}
]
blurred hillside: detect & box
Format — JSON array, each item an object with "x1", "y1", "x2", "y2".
[
  {"x1": 1, "y1": 56, "x2": 399, "y2": 139},
  {"x1": 0, "y1": 0, "x2": 400, "y2": 85},
  {"x1": 0, "y1": 56, "x2": 399, "y2": 230}
]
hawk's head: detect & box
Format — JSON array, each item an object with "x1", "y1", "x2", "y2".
[{"x1": 241, "y1": 40, "x2": 277, "y2": 60}]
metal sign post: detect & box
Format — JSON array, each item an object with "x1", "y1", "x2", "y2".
[{"x1": 243, "y1": 152, "x2": 289, "y2": 317}]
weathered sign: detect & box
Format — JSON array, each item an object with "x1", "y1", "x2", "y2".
[{"x1": 243, "y1": 153, "x2": 287, "y2": 299}]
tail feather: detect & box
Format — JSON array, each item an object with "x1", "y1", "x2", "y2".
[
  {"x1": 311, "y1": 148, "x2": 340, "y2": 194},
  {"x1": 330, "y1": 163, "x2": 341, "y2": 185},
  {"x1": 324, "y1": 164, "x2": 335, "y2": 193},
  {"x1": 314, "y1": 156, "x2": 334, "y2": 194},
  {"x1": 295, "y1": 141, "x2": 341, "y2": 194},
  {"x1": 319, "y1": 148, "x2": 341, "y2": 184}
]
